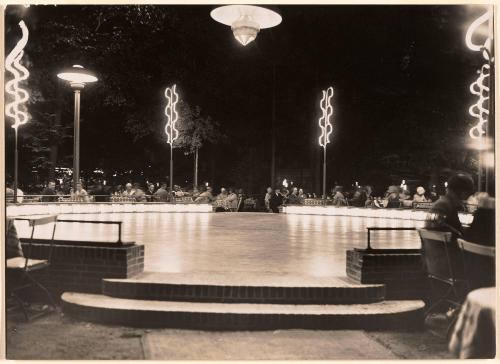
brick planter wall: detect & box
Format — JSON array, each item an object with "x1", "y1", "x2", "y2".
[
  {"x1": 19, "y1": 240, "x2": 144, "y2": 299},
  {"x1": 346, "y1": 249, "x2": 429, "y2": 300}
]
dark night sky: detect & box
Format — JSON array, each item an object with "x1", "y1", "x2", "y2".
[{"x1": 4, "y1": 4, "x2": 490, "y2": 194}]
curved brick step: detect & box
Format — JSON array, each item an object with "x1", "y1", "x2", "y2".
[
  {"x1": 62, "y1": 292, "x2": 425, "y2": 330},
  {"x1": 102, "y1": 272, "x2": 386, "y2": 304}
]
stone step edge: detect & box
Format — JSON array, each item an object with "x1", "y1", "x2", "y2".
[
  {"x1": 62, "y1": 292, "x2": 425, "y2": 330},
  {"x1": 101, "y1": 280, "x2": 386, "y2": 304},
  {"x1": 103, "y1": 273, "x2": 385, "y2": 288}
]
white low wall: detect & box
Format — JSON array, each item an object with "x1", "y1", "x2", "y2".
[
  {"x1": 6, "y1": 202, "x2": 213, "y2": 217},
  {"x1": 282, "y1": 205, "x2": 473, "y2": 225}
]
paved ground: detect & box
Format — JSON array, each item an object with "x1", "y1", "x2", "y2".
[
  {"x1": 14, "y1": 212, "x2": 424, "y2": 277},
  {"x1": 6, "y1": 307, "x2": 453, "y2": 360}
]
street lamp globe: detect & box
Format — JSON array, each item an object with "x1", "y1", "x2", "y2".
[
  {"x1": 211, "y1": 5, "x2": 282, "y2": 46},
  {"x1": 57, "y1": 64, "x2": 97, "y2": 89}
]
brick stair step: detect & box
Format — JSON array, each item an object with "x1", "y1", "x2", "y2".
[
  {"x1": 102, "y1": 272, "x2": 386, "y2": 304},
  {"x1": 62, "y1": 292, "x2": 425, "y2": 330}
]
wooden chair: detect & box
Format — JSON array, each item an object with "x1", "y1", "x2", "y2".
[
  {"x1": 418, "y1": 229, "x2": 470, "y2": 332},
  {"x1": 7, "y1": 215, "x2": 58, "y2": 320},
  {"x1": 458, "y1": 238, "x2": 495, "y2": 290}
]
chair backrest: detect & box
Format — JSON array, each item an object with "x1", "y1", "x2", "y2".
[{"x1": 418, "y1": 229, "x2": 463, "y2": 284}]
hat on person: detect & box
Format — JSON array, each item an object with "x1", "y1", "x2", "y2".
[
  {"x1": 416, "y1": 186, "x2": 425, "y2": 195},
  {"x1": 126, "y1": 183, "x2": 132, "y2": 188}
]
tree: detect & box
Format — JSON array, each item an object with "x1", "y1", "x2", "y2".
[{"x1": 174, "y1": 101, "x2": 224, "y2": 189}]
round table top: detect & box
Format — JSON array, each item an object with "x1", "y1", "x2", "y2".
[{"x1": 467, "y1": 287, "x2": 496, "y2": 311}]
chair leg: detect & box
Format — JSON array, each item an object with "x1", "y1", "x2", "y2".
[
  {"x1": 10, "y1": 292, "x2": 30, "y2": 321},
  {"x1": 425, "y1": 285, "x2": 453, "y2": 318},
  {"x1": 24, "y1": 272, "x2": 56, "y2": 308}
]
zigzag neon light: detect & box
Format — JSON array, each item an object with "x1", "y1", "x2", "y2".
[
  {"x1": 465, "y1": 9, "x2": 493, "y2": 139},
  {"x1": 469, "y1": 64, "x2": 490, "y2": 139},
  {"x1": 164, "y1": 84, "x2": 179, "y2": 144},
  {"x1": 318, "y1": 86, "x2": 334, "y2": 147},
  {"x1": 5, "y1": 20, "x2": 29, "y2": 129}
]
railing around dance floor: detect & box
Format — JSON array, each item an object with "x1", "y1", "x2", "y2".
[
  {"x1": 15, "y1": 216, "x2": 126, "y2": 245},
  {"x1": 6, "y1": 200, "x2": 214, "y2": 217},
  {"x1": 282, "y1": 205, "x2": 473, "y2": 224},
  {"x1": 7, "y1": 195, "x2": 474, "y2": 224}
]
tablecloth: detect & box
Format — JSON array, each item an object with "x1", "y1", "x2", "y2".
[{"x1": 449, "y1": 287, "x2": 496, "y2": 358}]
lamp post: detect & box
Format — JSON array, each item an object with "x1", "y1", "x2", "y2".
[
  {"x1": 164, "y1": 84, "x2": 179, "y2": 200},
  {"x1": 318, "y1": 87, "x2": 334, "y2": 200},
  {"x1": 6, "y1": 20, "x2": 30, "y2": 204},
  {"x1": 57, "y1": 65, "x2": 98, "y2": 189}
]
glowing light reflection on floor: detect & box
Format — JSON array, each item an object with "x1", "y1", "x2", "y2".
[{"x1": 14, "y1": 212, "x2": 424, "y2": 277}]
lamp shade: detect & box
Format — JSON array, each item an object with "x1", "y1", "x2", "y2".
[
  {"x1": 211, "y1": 5, "x2": 282, "y2": 46},
  {"x1": 57, "y1": 65, "x2": 98, "y2": 85}
]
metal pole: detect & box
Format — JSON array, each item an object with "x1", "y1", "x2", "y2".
[
  {"x1": 73, "y1": 89, "x2": 81, "y2": 190},
  {"x1": 14, "y1": 126, "x2": 18, "y2": 203},
  {"x1": 170, "y1": 142, "x2": 173, "y2": 202},
  {"x1": 271, "y1": 64, "x2": 276, "y2": 187},
  {"x1": 194, "y1": 147, "x2": 198, "y2": 190},
  {"x1": 322, "y1": 145, "x2": 327, "y2": 199},
  {"x1": 478, "y1": 147, "x2": 483, "y2": 192}
]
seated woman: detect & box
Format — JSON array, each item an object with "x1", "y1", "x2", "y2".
[
  {"x1": 385, "y1": 185, "x2": 400, "y2": 208},
  {"x1": 71, "y1": 182, "x2": 90, "y2": 202},
  {"x1": 332, "y1": 186, "x2": 347, "y2": 206},
  {"x1": 225, "y1": 188, "x2": 239, "y2": 211},
  {"x1": 413, "y1": 186, "x2": 428, "y2": 203}
]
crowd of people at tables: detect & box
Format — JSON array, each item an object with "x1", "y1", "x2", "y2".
[{"x1": 5, "y1": 178, "x2": 487, "y2": 214}]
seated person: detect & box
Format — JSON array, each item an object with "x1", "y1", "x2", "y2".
[
  {"x1": 269, "y1": 188, "x2": 283, "y2": 213},
  {"x1": 385, "y1": 185, "x2": 401, "y2": 208},
  {"x1": 71, "y1": 182, "x2": 90, "y2": 202},
  {"x1": 351, "y1": 187, "x2": 367, "y2": 207},
  {"x1": 41, "y1": 181, "x2": 58, "y2": 202},
  {"x1": 194, "y1": 186, "x2": 214, "y2": 203},
  {"x1": 287, "y1": 187, "x2": 300, "y2": 205},
  {"x1": 332, "y1": 186, "x2": 347, "y2": 206},
  {"x1": 133, "y1": 183, "x2": 147, "y2": 202},
  {"x1": 413, "y1": 186, "x2": 428, "y2": 203},
  {"x1": 226, "y1": 188, "x2": 239, "y2": 210},
  {"x1": 425, "y1": 173, "x2": 474, "y2": 237},
  {"x1": 298, "y1": 188, "x2": 306, "y2": 204},
  {"x1": 122, "y1": 183, "x2": 136, "y2": 197},
  {"x1": 463, "y1": 193, "x2": 495, "y2": 246},
  {"x1": 462, "y1": 193, "x2": 495, "y2": 289},
  {"x1": 399, "y1": 189, "x2": 413, "y2": 207},
  {"x1": 146, "y1": 184, "x2": 156, "y2": 201},
  {"x1": 153, "y1": 183, "x2": 169, "y2": 202},
  {"x1": 6, "y1": 218, "x2": 23, "y2": 259},
  {"x1": 216, "y1": 187, "x2": 228, "y2": 201}
]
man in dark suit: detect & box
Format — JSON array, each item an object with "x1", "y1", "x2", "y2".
[{"x1": 269, "y1": 188, "x2": 283, "y2": 213}]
